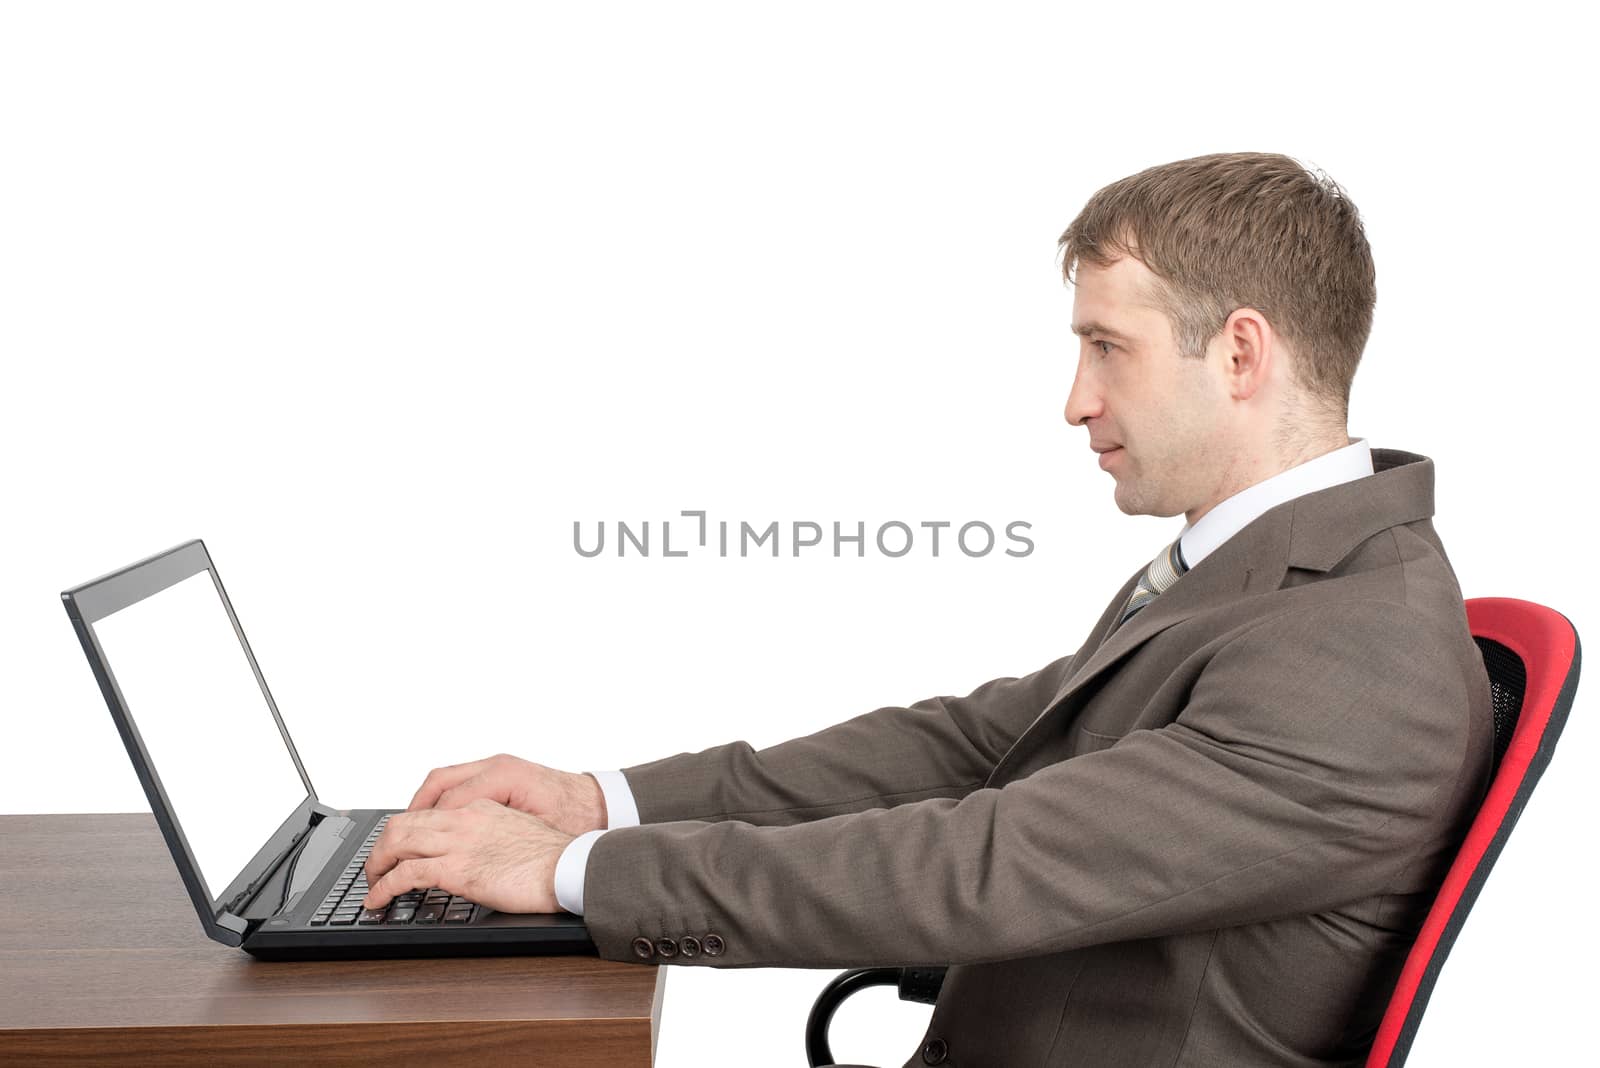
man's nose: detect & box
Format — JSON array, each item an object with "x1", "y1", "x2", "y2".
[{"x1": 1064, "y1": 359, "x2": 1101, "y2": 428}]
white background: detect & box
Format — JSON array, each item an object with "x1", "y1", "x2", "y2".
[{"x1": 2, "y1": 3, "x2": 1593, "y2": 1064}]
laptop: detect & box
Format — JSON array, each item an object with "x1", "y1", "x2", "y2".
[{"x1": 60, "y1": 538, "x2": 596, "y2": 961}]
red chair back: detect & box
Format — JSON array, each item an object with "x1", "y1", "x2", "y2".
[{"x1": 1366, "y1": 597, "x2": 1581, "y2": 1066}]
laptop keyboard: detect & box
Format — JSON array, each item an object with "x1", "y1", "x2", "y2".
[{"x1": 308, "y1": 814, "x2": 481, "y2": 927}]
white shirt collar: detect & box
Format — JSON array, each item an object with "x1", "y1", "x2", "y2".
[{"x1": 1177, "y1": 437, "x2": 1374, "y2": 568}]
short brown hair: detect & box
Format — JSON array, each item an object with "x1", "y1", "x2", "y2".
[{"x1": 1058, "y1": 151, "x2": 1375, "y2": 422}]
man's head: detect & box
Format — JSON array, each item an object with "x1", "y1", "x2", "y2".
[{"x1": 1058, "y1": 151, "x2": 1376, "y2": 525}]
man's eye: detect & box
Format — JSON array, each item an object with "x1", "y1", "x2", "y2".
[{"x1": 1093, "y1": 340, "x2": 1114, "y2": 356}]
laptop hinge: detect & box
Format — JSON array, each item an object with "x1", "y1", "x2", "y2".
[
  {"x1": 236, "y1": 811, "x2": 360, "y2": 924},
  {"x1": 216, "y1": 911, "x2": 249, "y2": 947},
  {"x1": 223, "y1": 822, "x2": 313, "y2": 917}
]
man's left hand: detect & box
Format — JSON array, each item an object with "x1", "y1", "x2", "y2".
[{"x1": 361, "y1": 798, "x2": 575, "y2": 914}]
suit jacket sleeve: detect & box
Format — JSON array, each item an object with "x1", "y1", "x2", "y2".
[
  {"x1": 580, "y1": 601, "x2": 1487, "y2": 968},
  {"x1": 614, "y1": 648, "x2": 1083, "y2": 826}
]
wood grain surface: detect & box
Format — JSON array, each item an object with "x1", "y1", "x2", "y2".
[{"x1": 0, "y1": 813, "x2": 662, "y2": 1065}]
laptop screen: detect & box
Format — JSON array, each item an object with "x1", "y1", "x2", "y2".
[{"x1": 92, "y1": 568, "x2": 310, "y2": 901}]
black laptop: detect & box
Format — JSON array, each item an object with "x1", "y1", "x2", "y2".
[{"x1": 61, "y1": 538, "x2": 595, "y2": 960}]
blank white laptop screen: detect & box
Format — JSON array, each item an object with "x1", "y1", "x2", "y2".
[{"x1": 92, "y1": 568, "x2": 309, "y2": 900}]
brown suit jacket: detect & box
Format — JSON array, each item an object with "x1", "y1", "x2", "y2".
[{"x1": 582, "y1": 447, "x2": 1494, "y2": 1067}]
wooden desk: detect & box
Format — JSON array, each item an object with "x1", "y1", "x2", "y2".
[{"x1": 0, "y1": 814, "x2": 663, "y2": 1065}]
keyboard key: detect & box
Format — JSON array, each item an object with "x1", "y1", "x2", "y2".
[
  {"x1": 357, "y1": 909, "x2": 387, "y2": 925},
  {"x1": 385, "y1": 907, "x2": 416, "y2": 924},
  {"x1": 423, "y1": 890, "x2": 450, "y2": 905},
  {"x1": 309, "y1": 916, "x2": 328, "y2": 925},
  {"x1": 414, "y1": 904, "x2": 446, "y2": 925},
  {"x1": 444, "y1": 906, "x2": 474, "y2": 924},
  {"x1": 329, "y1": 914, "x2": 358, "y2": 925}
]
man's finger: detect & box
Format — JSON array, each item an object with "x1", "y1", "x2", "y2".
[
  {"x1": 364, "y1": 812, "x2": 451, "y2": 882},
  {"x1": 435, "y1": 775, "x2": 500, "y2": 811},
  {"x1": 363, "y1": 857, "x2": 444, "y2": 910},
  {"x1": 407, "y1": 758, "x2": 489, "y2": 811}
]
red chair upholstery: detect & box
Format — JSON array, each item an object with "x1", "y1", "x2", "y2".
[
  {"x1": 1366, "y1": 597, "x2": 1582, "y2": 1066},
  {"x1": 806, "y1": 597, "x2": 1582, "y2": 1067}
]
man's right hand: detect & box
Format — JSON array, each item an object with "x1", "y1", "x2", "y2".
[{"x1": 404, "y1": 753, "x2": 608, "y2": 837}]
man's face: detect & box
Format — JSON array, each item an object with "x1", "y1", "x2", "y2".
[{"x1": 1065, "y1": 255, "x2": 1233, "y2": 522}]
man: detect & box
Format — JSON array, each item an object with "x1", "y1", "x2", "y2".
[{"x1": 363, "y1": 151, "x2": 1493, "y2": 1066}]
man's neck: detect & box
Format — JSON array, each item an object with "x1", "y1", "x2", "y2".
[{"x1": 1186, "y1": 432, "x2": 1355, "y2": 527}]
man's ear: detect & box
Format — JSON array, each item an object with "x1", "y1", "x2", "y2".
[{"x1": 1218, "y1": 307, "x2": 1273, "y2": 401}]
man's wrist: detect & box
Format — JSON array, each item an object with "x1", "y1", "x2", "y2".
[{"x1": 582, "y1": 771, "x2": 608, "y2": 830}]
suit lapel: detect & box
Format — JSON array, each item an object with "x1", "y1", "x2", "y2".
[
  {"x1": 1056, "y1": 503, "x2": 1295, "y2": 702},
  {"x1": 986, "y1": 448, "x2": 1437, "y2": 783}
]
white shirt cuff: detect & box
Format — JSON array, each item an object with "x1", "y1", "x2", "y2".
[
  {"x1": 554, "y1": 828, "x2": 606, "y2": 916},
  {"x1": 588, "y1": 768, "x2": 641, "y2": 829}
]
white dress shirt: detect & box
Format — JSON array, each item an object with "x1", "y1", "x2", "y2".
[
  {"x1": 553, "y1": 770, "x2": 639, "y2": 914},
  {"x1": 552, "y1": 436, "x2": 1377, "y2": 915}
]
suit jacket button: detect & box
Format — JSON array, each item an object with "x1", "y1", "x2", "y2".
[
  {"x1": 921, "y1": 1037, "x2": 948, "y2": 1064},
  {"x1": 701, "y1": 932, "x2": 725, "y2": 956},
  {"x1": 631, "y1": 937, "x2": 655, "y2": 959},
  {"x1": 679, "y1": 935, "x2": 701, "y2": 958},
  {"x1": 654, "y1": 937, "x2": 679, "y2": 958}
]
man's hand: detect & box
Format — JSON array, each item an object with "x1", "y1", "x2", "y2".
[
  {"x1": 405, "y1": 753, "x2": 608, "y2": 838},
  {"x1": 361, "y1": 798, "x2": 576, "y2": 914}
]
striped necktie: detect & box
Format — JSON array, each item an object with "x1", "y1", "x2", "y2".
[{"x1": 1115, "y1": 538, "x2": 1190, "y2": 629}]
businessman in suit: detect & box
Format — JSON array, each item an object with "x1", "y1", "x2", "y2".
[{"x1": 363, "y1": 151, "x2": 1493, "y2": 1066}]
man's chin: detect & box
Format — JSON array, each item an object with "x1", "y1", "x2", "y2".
[{"x1": 1111, "y1": 485, "x2": 1166, "y2": 519}]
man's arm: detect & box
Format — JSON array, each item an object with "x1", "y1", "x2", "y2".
[
  {"x1": 577, "y1": 602, "x2": 1491, "y2": 966},
  {"x1": 608, "y1": 647, "x2": 1083, "y2": 828},
  {"x1": 550, "y1": 648, "x2": 1082, "y2": 914},
  {"x1": 417, "y1": 647, "x2": 1086, "y2": 917},
  {"x1": 377, "y1": 652, "x2": 1103, "y2": 920}
]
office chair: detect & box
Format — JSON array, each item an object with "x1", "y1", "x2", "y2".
[
  {"x1": 805, "y1": 597, "x2": 1581, "y2": 1068},
  {"x1": 1365, "y1": 597, "x2": 1580, "y2": 1065}
]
